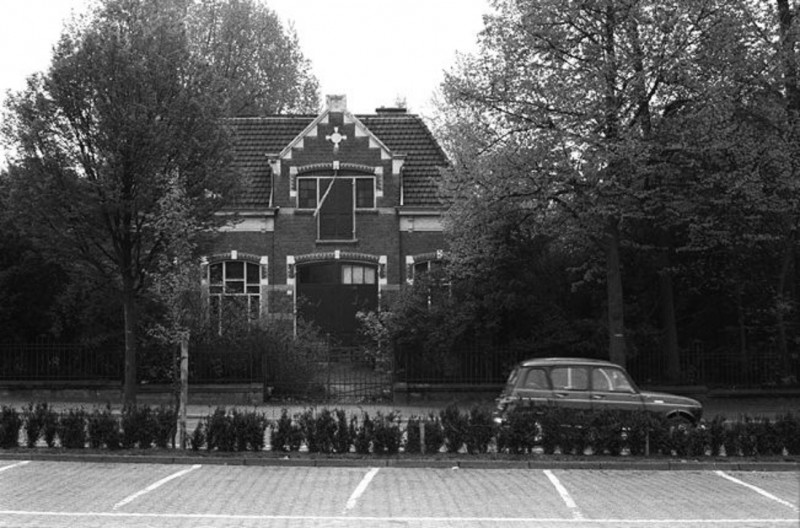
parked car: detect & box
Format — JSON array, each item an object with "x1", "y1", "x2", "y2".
[{"x1": 494, "y1": 357, "x2": 703, "y2": 425}]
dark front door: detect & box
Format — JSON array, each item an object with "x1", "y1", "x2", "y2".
[{"x1": 297, "y1": 262, "x2": 378, "y2": 346}]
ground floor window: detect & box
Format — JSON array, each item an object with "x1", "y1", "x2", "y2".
[{"x1": 209, "y1": 260, "x2": 260, "y2": 332}]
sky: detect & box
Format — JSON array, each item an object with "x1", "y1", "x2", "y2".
[{"x1": 0, "y1": 0, "x2": 490, "y2": 122}]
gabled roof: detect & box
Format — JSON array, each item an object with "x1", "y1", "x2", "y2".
[{"x1": 225, "y1": 111, "x2": 448, "y2": 209}]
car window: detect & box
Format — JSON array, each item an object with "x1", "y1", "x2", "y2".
[
  {"x1": 505, "y1": 367, "x2": 520, "y2": 388},
  {"x1": 550, "y1": 366, "x2": 589, "y2": 391},
  {"x1": 592, "y1": 367, "x2": 635, "y2": 393},
  {"x1": 521, "y1": 368, "x2": 548, "y2": 389}
]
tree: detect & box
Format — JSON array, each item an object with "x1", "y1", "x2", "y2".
[
  {"x1": 2, "y1": 0, "x2": 234, "y2": 404},
  {"x1": 3, "y1": 0, "x2": 321, "y2": 403},
  {"x1": 186, "y1": 0, "x2": 320, "y2": 115},
  {"x1": 438, "y1": 0, "x2": 743, "y2": 370}
]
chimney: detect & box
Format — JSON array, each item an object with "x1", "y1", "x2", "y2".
[{"x1": 326, "y1": 94, "x2": 347, "y2": 112}]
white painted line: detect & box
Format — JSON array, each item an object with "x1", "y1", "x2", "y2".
[
  {"x1": 113, "y1": 464, "x2": 201, "y2": 510},
  {"x1": 0, "y1": 510, "x2": 797, "y2": 524},
  {"x1": 715, "y1": 470, "x2": 799, "y2": 512},
  {"x1": 544, "y1": 469, "x2": 584, "y2": 520},
  {"x1": 344, "y1": 467, "x2": 380, "y2": 512},
  {"x1": 0, "y1": 461, "x2": 30, "y2": 473}
]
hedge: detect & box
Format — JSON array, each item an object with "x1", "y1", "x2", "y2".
[{"x1": 1, "y1": 403, "x2": 799, "y2": 457}]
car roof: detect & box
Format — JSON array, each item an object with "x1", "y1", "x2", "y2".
[{"x1": 517, "y1": 357, "x2": 623, "y2": 368}]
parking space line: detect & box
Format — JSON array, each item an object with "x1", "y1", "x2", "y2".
[
  {"x1": 715, "y1": 470, "x2": 799, "y2": 512},
  {"x1": 344, "y1": 467, "x2": 380, "y2": 512},
  {"x1": 112, "y1": 464, "x2": 201, "y2": 510},
  {"x1": 0, "y1": 461, "x2": 29, "y2": 473},
  {"x1": 543, "y1": 469, "x2": 584, "y2": 520}
]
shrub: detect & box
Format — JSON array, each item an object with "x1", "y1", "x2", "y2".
[
  {"x1": 406, "y1": 414, "x2": 444, "y2": 454},
  {"x1": 22, "y1": 403, "x2": 58, "y2": 448},
  {"x1": 708, "y1": 416, "x2": 727, "y2": 457},
  {"x1": 58, "y1": 408, "x2": 88, "y2": 449},
  {"x1": 465, "y1": 407, "x2": 495, "y2": 455},
  {"x1": 0, "y1": 406, "x2": 22, "y2": 449},
  {"x1": 351, "y1": 413, "x2": 374, "y2": 454},
  {"x1": 333, "y1": 409, "x2": 352, "y2": 454},
  {"x1": 440, "y1": 404, "x2": 468, "y2": 454},
  {"x1": 270, "y1": 409, "x2": 302, "y2": 452},
  {"x1": 405, "y1": 418, "x2": 422, "y2": 454},
  {"x1": 297, "y1": 408, "x2": 337, "y2": 454},
  {"x1": 190, "y1": 421, "x2": 206, "y2": 451},
  {"x1": 752, "y1": 418, "x2": 782, "y2": 456},
  {"x1": 121, "y1": 405, "x2": 157, "y2": 449},
  {"x1": 497, "y1": 408, "x2": 541, "y2": 454},
  {"x1": 538, "y1": 407, "x2": 582, "y2": 455},
  {"x1": 87, "y1": 405, "x2": 121, "y2": 449},
  {"x1": 372, "y1": 412, "x2": 402, "y2": 455},
  {"x1": 153, "y1": 406, "x2": 177, "y2": 449},
  {"x1": 775, "y1": 412, "x2": 800, "y2": 455},
  {"x1": 195, "y1": 323, "x2": 325, "y2": 399},
  {"x1": 232, "y1": 409, "x2": 268, "y2": 451},
  {"x1": 589, "y1": 411, "x2": 623, "y2": 456},
  {"x1": 206, "y1": 407, "x2": 235, "y2": 451}
]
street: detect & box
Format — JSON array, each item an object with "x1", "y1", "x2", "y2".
[{"x1": 0, "y1": 460, "x2": 798, "y2": 527}]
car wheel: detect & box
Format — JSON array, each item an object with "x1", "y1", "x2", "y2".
[{"x1": 667, "y1": 414, "x2": 693, "y2": 429}]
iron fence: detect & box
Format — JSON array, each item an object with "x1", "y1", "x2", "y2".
[
  {"x1": 0, "y1": 342, "x2": 122, "y2": 381},
  {"x1": 2, "y1": 339, "x2": 797, "y2": 393},
  {"x1": 189, "y1": 344, "x2": 261, "y2": 384},
  {"x1": 395, "y1": 343, "x2": 800, "y2": 389},
  {"x1": 626, "y1": 345, "x2": 799, "y2": 388},
  {"x1": 394, "y1": 344, "x2": 529, "y2": 385}
]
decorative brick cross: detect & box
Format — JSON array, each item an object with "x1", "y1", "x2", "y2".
[{"x1": 325, "y1": 126, "x2": 347, "y2": 153}]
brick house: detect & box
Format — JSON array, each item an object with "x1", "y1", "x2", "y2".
[{"x1": 201, "y1": 95, "x2": 448, "y2": 346}]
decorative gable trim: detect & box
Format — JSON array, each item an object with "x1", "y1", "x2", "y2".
[{"x1": 278, "y1": 95, "x2": 394, "y2": 163}]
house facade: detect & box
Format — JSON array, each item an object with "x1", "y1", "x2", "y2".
[{"x1": 201, "y1": 95, "x2": 448, "y2": 346}]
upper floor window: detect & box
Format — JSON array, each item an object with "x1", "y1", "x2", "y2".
[
  {"x1": 297, "y1": 177, "x2": 375, "y2": 210},
  {"x1": 297, "y1": 176, "x2": 375, "y2": 240},
  {"x1": 209, "y1": 261, "x2": 260, "y2": 333}
]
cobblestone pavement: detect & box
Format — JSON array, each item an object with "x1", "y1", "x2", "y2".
[{"x1": 0, "y1": 460, "x2": 797, "y2": 527}]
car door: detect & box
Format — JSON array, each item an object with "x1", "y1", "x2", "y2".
[
  {"x1": 548, "y1": 365, "x2": 592, "y2": 410},
  {"x1": 590, "y1": 366, "x2": 645, "y2": 412},
  {"x1": 513, "y1": 366, "x2": 553, "y2": 410}
]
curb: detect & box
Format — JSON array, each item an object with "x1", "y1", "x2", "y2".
[{"x1": 1, "y1": 452, "x2": 797, "y2": 471}]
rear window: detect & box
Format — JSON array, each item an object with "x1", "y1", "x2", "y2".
[
  {"x1": 550, "y1": 366, "x2": 589, "y2": 391},
  {"x1": 592, "y1": 367, "x2": 634, "y2": 393}
]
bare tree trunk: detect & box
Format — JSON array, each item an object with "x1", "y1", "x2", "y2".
[
  {"x1": 660, "y1": 270, "x2": 680, "y2": 382},
  {"x1": 606, "y1": 220, "x2": 626, "y2": 367},
  {"x1": 736, "y1": 285, "x2": 748, "y2": 367},
  {"x1": 602, "y1": 5, "x2": 626, "y2": 368},
  {"x1": 656, "y1": 228, "x2": 681, "y2": 382},
  {"x1": 776, "y1": 0, "x2": 799, "y2": 381},
  {"x1": 178, "y1": 334, "x2": 189, "y2": 449}
]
